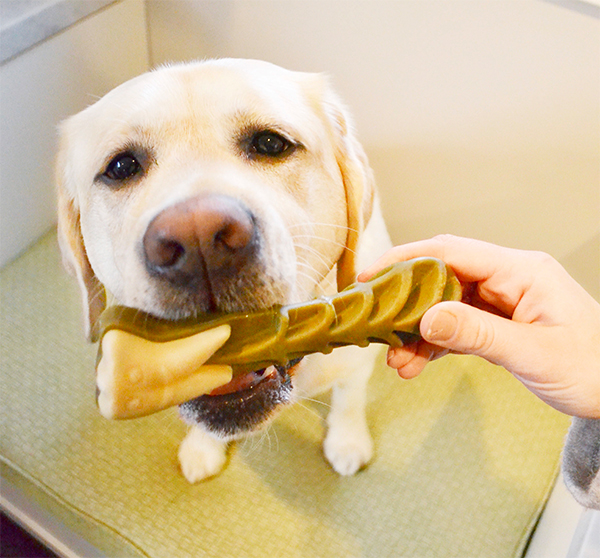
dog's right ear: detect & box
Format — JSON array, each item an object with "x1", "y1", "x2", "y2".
[{"x1": 56, "y1": 130, "x2": 105, "y2": 342}]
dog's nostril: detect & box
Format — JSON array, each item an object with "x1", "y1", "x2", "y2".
[
  {"x1": 214, "y1": 219, "x2": 254, "y2": 253},
  {"x1": 143, "y1": 232, "x2": 187, "y2": 272},
  {"x1": 153, "y1": 238, "x2": 185, "y2": 268}
]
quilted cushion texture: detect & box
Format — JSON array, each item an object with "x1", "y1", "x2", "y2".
[{"x1": 0, "y1": 232, "x2": 570, "y2": 558}]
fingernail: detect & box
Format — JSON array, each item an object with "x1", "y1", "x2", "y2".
[
  {"x1": 422, "y1": 345, "x2": 436, "y2": 361},
  {"x1": 386, "y1": 349, "x2": 400, "y2": 368},
  {"x1": 425, "y1": 309, "x2": 457, "y2": 342}
]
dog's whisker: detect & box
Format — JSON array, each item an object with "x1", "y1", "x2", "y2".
[
  {"x1": 294, "y1": 264, "x2": 318, "y2": 277},
  {"x1": 294, "y1": 388, "x2": 332, "y2": 411},
  {"x1": 294, "y1": 267, "x2": 326, "y2": 295},
  {"x1": 241, "y1": 420, "x2": 280, "y2": 457},
  {"x1": 240, "y1": 434, "x2": 258, "y2": 456},
  {"x1": 256, "y1": 424, "x2": 272, "y2": 452},
  {"x1": 250, "y1": 431, "x2": 265, "y2": 455},
  {"x1": 293, "y1": 399, "x2": 328, "y2": 423},
  {"x1": 293, "y1": 235, "x2": 358, "y2": 257},
  {"x1": 267, "y1": 423, "x2": 280, "y2": 454},
  {"x1": 294, "y1": 242, "x2": 333, "y2": 266},
  {"x1": 288, "y1": 222, "x2": 359, "y2": 235},
  {"x1": 294, "y1": 282, "x2": 320, "y2": 302},
  {"x1": 293, "y1": 241, "x2": 339, "y2": 270},
  {"x1": 295, "y1": 261, "x2": 325, "y2": 278},
  {"x1": 294, "y1": 251, "x2": 322, "y2": 269},
  {"x1": 260, "y1": 428, "x2": 271, "y2": 454},
  {"x1": 295, "y1": 261, "x2": 332, "y2": 287},
  {"x1": 294, "y1": 252, "x2": 332, "y2": 283}
]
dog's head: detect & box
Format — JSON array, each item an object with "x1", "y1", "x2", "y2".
[{"x1": 57, "y1": 59, "x2": 374, "y2": 437}]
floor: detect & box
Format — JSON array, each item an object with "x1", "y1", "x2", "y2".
[{"x1": 0, "y1": 513, "x2": 57, "y2": 558}]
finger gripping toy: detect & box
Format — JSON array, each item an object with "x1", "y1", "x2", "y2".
[{"x1": 96, "y1": 258, "x2": 461, "y2": 419}]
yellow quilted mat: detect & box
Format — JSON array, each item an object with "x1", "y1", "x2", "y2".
[{"x1": 0, "y1": 231, "x2": 570, "y2": 558}]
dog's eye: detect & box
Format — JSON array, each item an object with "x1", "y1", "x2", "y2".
[
  {"x1": 103, "y1": 152, "x2": 142, "y2": 181},
  {"x1": 250, "y1": 131, "x2": 293, "y2": 157}
]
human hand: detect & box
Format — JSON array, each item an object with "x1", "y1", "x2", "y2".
[{"x1": 359, "y1": 235, "x2": 600, "y2": 418}]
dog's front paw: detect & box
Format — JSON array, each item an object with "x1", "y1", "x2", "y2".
[
  {"x1": 178, "y1": 427, "x2": 228, "y2": 483},
  {"x1": 323, "y1": 424, "x2": 373, "y2": 476}
]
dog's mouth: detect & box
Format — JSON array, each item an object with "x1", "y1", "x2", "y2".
[
  {"x1": 178, "y1": 359, "x2": 302, "y2": 438},
  {"x1": 207, "y1": 367, "x2": 279, "y2": 396}
]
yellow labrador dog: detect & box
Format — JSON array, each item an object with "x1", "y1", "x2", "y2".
[{"x1": 56, "y1": 59, "x2": 392, "y2": 483}]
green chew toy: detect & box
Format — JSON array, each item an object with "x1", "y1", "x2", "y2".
[{"x1": 96, "y1": 257, "x2": 461, "y2": 419}]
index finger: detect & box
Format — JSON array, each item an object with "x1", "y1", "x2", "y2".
[{"x1": 359, "y1": 235, "x2": 514, "y2": 284}]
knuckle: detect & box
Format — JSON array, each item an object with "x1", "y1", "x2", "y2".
[
  {"x1": 530, "y1": 250, "x2": 560, "y2": 270},
  {"x1": 466, "y1": 315, "x2": 496, "y2": 355},
  {"x1": 432, "y1": 233, "x2": 457, "y2": 243},
  {"x1": 431, "y1": 234, "x2": 461, "y2": 261},
  {"x1": 432, "y1": 234, "x2": 459, "y2": 249}
]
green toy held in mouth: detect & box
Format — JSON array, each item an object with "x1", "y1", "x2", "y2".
[{"x1": 96, "y1": 257, "x2": 461, "y2": 420}]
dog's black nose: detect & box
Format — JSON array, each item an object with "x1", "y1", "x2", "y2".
[{"x1": 143, "y1": 194, "x2": 258, "y2": 287}]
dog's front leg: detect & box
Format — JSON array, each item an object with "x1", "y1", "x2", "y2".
[
  {"x1": 323, "y1": 345, "x2": 379, "y2": 476},
  {"x1": 178, "y1": 426, "x2": 228, "y2": 483}
]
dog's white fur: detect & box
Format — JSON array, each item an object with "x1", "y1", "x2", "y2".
[{"x1": 56, "y1": 59, "x2": 392, "y2": 483}]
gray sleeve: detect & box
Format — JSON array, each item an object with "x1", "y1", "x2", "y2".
[{"x1": 562, "y1": 417, "x2": 600, "y2": 510}]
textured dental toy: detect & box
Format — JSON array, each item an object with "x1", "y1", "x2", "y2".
[{"x1": 96, "y1": 257, "x2": 461, "y2": 419}]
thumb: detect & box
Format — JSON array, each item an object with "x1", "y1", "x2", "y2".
[{"x1": 419, "y1": 301, "x2": 534, "y2": 370}]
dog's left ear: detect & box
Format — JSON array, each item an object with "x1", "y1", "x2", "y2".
[
  {"x1": 55, "y1": 133, "x2": 106, "y2": 342},
  {"x1": 317, "y1": 80, "x2": 375, "y2": 291}
]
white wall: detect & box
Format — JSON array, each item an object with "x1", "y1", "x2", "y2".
[
  {"x1": 146, "y1": 0, "x2": 599, "y2": 298},
  {"x1": 0, "y1": 0, "x2": 149, "y2": 268}
]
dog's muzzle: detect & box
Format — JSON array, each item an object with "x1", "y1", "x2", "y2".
[{"x1": 178, "y1": 358, "x2": 303, "y2": 437}]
